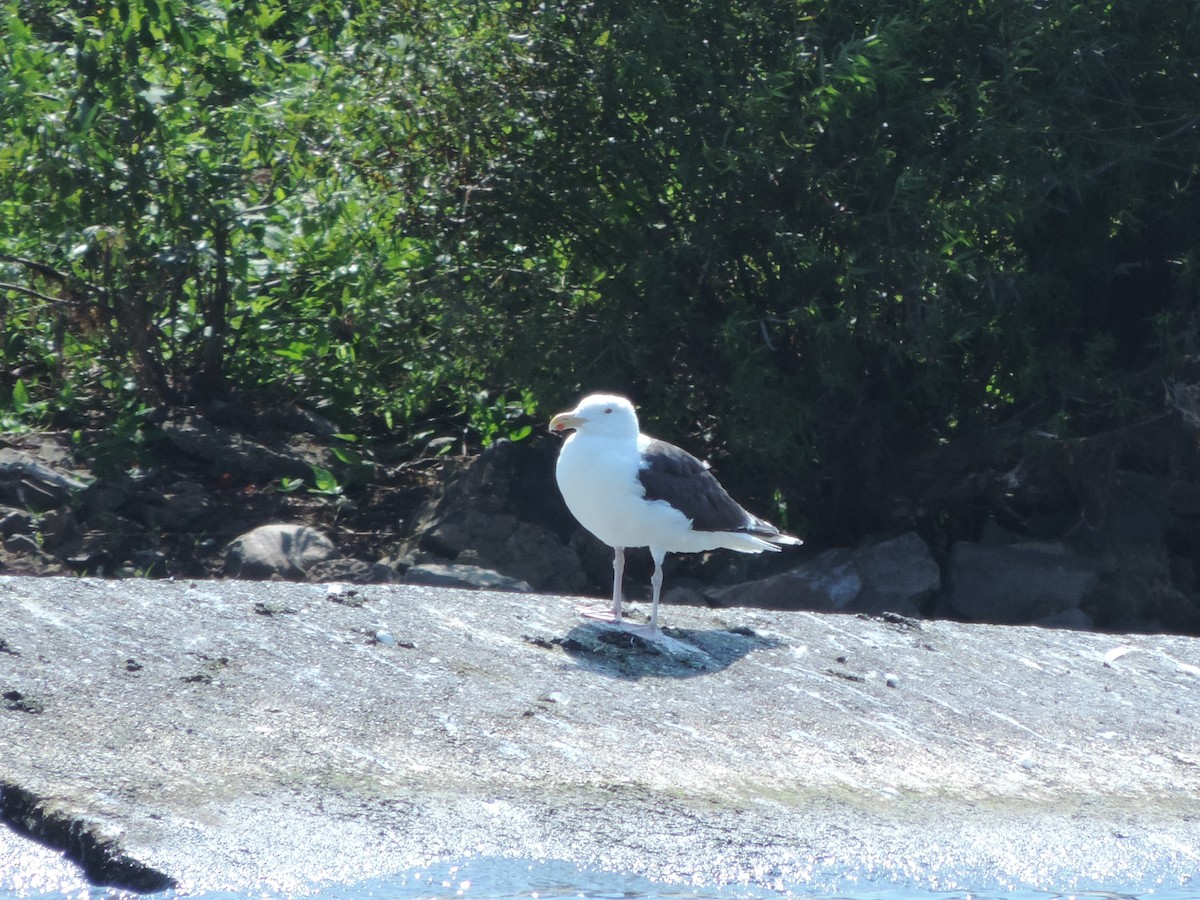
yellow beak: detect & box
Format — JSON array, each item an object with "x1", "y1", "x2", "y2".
[{"x1": 549, "y1": 411, "x2": 586, "y2": 434}]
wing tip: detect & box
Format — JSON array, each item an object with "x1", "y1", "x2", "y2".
[{"x1": 769, "y1": 533, "x2": 804, "y2": 546}]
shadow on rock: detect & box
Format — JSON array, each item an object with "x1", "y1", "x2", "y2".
[{"x1": 546, "y1": 622, "x2": 781, "y2": 680}]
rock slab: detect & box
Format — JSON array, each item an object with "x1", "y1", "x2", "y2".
[
  {"x1": 2, "y1": 576, "x2": 1199, "y2": 895},
  {"x1": 707, "y1": 532, "x2": 940, "y2": 616}
]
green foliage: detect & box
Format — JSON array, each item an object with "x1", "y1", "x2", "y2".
[
  {"x1": 307, "y1": 464, "x2": 342, "y2": 497},
  {"x1": 3, "y1": 0, "x2": 1199, "y2": 538},
  {"x1": 431, "y1": 0, "x2": 1200, "y2": 532},
  {"x1": 0, "y1": 0, "x2": 451, "y2": 429}
]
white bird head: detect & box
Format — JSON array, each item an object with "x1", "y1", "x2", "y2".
[{"x1": 549, "y1": 393, "x2": 639, "y2": 440}]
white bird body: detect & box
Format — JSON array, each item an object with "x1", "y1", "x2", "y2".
[{"x1": 549, "y1": 393, "x2": 801, "y2": 634}]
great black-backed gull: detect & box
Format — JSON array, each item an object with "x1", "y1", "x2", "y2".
[{"x1": 549, "y1": 393, "x2": 802, "y2": 635}]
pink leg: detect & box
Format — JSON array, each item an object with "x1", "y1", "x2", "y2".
[
  {"x1": 575, "y1": 547, "x2": 625, "y2": 624},
  {"x1": 648, "y1": 547, "x2": 665, "y2": 632},
  {"x1": 611, "y1": 546, "x2": 625, "y2": 622},
  {"x1": 578, "y1": 546, "x2": 663, "y2": 639},
  {"x1": 576, "y1": 547, "x2": 666, "y2": 639}
]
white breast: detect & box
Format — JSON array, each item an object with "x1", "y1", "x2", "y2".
[{"x1": 555, "y1": 432, "x2": 692, "y2": 550}]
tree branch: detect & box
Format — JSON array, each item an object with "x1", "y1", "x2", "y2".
[
  {"x1": 0, "y1": 282, "x2": 84, "y2": 307},
  {"x1": 1, "y1": 255, "x2": 108, "y2": 298}
]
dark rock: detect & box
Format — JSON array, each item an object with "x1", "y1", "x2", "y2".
[
  {"x1": 127, "y1": 550, "x2": 169, "y2": 578},
  {"x1": 1167, "y1": 479, "x2": 1200, "y2": 517},
  {"x1": 1067, "y1": 470, "x2": 1170, "y2": 557},
  {"x1": 2, "y1": 689, "x2": 45, "y2": 714},
  {"x1": 707, "y1": 548, "x2": 859, "y2": 612},
  {"x1": 268, "y1": 405, "x2": 340, "y2": 439},
  {"x1": 78, "y1": 477, "x2": 140, "y2": 521},
  {"x1": 661, "y1": 581, "x2": 706, "y2": 607},
  {"x1": 323, "y1": 584, "x2": 368, "y2": 607},
  {"x1": 947, "y1": 541, "x2": 1099, "y2": 624},
  {"x1": 0, "y1": 448, "x2": 90, "y2": 512},
  {"x1": 160, "y1": 414, "x2": 316, "y2": 482},
  {"x1": 224, "y1": 524, "x2": 338, "y2": 580},
  {"x1": 253, "y1": 600, "x2": 299, "y2": 616},
  {"x1": 706, "y1": 532, "x2": 938, "y2": 616},
  {"x1": 393, "y1": 439, "x2": 588, "y2": 593},
  {"x1": 2, "y1": 534, "x2": 42, "y2": 557},
  {"x1": 1169, "y1": 555, "x2": 1196, "y2": 594},
  {"x1": 204, "y1": 397, "x2": 340, "y2": 441},
  {"x1": 1064, "y1": 471, "x2": 1198, "y2": 631},
  {"x1": 125, "y1": 480, "x2": 214, "y2": 531},
  {"x1": 72, "y1": 511, "x2": 148, "y2": 574},
  {"x1": 0, "y1": 508, "x2": 34, "y2": 538},
  {"x1": 64, "y1": 550, "x2": 110, "y2": 573},
  {"x1": 161, "y1": 482, "x2": 215, "y2": 524},
  {"x1": 36, "y1": 507, "x2": 75, "y2": 550}
]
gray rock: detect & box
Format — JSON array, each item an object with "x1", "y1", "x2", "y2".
[
  {"x1": 404, "y1": 562, "x2": 533, "y2": 593},
  {"x1": 126, "y1": 480, "x2": 214, "y2": 531},
  {"x1": 160, "y1": 414, "x2": 316, "y2": 481},
  {"x1": 853, "y1": 532, "x2": 942, "y2": 613},
  {"x1": 706, "y1": 548, "x2": 861, "y2": 612},
  {"x1": 224, "y1": 523, "x2": 338, "y2": 580},
  {"x1": 0, "y1": 448, "x2": 91, "y2": 512},
  {"x1": 948, "y1": 541, "x2": 1099, "y2": 624},
  {"x1": 1, "y1": 576, "x2": 1198, "y2": 894},
  {"x1": 0, "y1": 507, "x2": 34, "y2": 538},
  {"x1": 706, "y1": 532, "x2": 938, "y2": 616}
]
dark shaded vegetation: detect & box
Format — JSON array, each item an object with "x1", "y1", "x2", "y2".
[{"x1": 3, "y1": 0, "x2": 1200, "y2": 550}]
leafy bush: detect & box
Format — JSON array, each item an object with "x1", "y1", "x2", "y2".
[
  {"x1": 3, "y1": 1, "x2": 424, "y2": 427},
  {"x1": 428, "y1": 0, "x2": 1200, "y2": 532},
  {"x1": 3, "y1": 0, "x2": 1199, "y2": 538}
]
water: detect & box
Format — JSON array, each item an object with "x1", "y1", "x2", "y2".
[{"x1": 2, "y1": 826, "x2": 1196, "y2": 900}]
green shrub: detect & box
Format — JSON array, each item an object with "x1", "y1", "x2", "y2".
[{"x1": 4, "y1": 0, "x2": 1199, "y2": 538}]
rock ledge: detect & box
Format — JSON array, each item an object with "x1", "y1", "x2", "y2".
[{"x1": 2, "y1": 576, "x2": 1198, "y2": 894}]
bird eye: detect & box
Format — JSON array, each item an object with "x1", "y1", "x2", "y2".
[{"x1": 604, "y1": 408, "x2": 613, "y2": 414}]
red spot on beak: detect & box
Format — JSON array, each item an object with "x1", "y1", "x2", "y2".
[{"x1": 549, "y1": 413, "x2": 581, "y2": 434}]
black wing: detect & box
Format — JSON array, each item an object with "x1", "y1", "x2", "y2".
[{"x1": 637, "y1": 439, "x2": 772, "y2": 535}]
